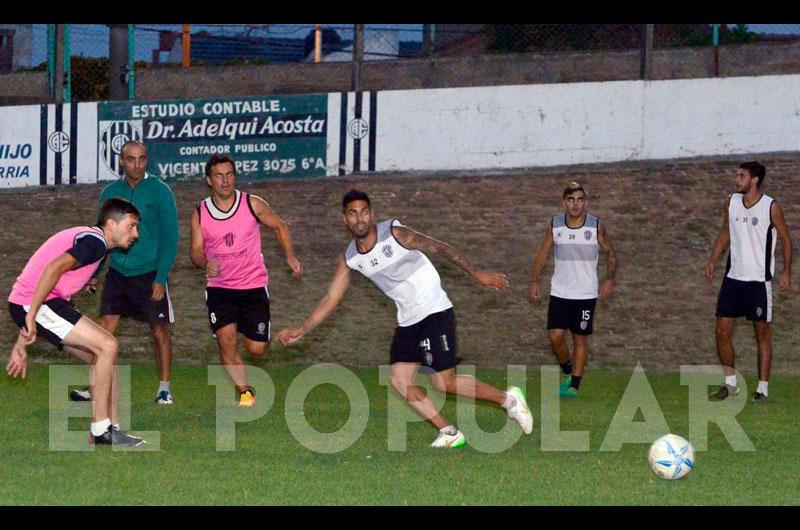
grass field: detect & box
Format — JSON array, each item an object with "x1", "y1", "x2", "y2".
[
  {"x1": 0, "y1": 364, "x2": 798, "y2": 505},
  {"x1": 2, "y1": 155, "x2": 800, "y2": 505}
]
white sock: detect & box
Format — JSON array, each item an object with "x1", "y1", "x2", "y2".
[
  {"x1": 112, "y1": 423, "x2": 120, "y2": 430},
  {"x1": 503, "y1": 392, "x2": 516, "y2": 410},
  {"x1": 757, "y1": 381, "x2": 769, "y2": 396},
  {"x1": 91, "y1": 418, "x2": 112, "y2": 437},
  {"x1": 725, "y1": 375, "x2": 737, "y2": 387},
  {"x1": 158, "y1": 381, "x2": 170, "y2": 393},
  {"x1": 439, "y1": 425, "x2": 457, "y2": 436}
]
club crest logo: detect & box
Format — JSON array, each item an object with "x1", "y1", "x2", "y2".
[
  {"x1": 99, "y1": 120, "x2": 143, "y2": 176},
  {"x1": 424, "y1": 351, "x2": 433, "y2": 366},
  {"x1": 257, "y1": 322, "x2": 266, "y2": 335},
  {"x1": 751, "y1": 217, "x2": 759, "y2": 226},
  {"x1": 382, "y1": 245, "x2": 393, "y2": 258},
  {"x1": 580, "y1": 320, "x2": 588, "y2": 330},
  {"x1": 347, "y1": 118, "x2": 369, "y2": 139},
  {"x1": 756, "y1": 307, "x2": 763, "y2": 317},
  {"x1": 48, "y1": 131, "x2": 70, "y2": 153},
  {"x1": 584, "y1": 230, "x2": 592, "y2": 241},
  {"x1": 224, "y1": 232, "x2": 235, "y2": 247}
]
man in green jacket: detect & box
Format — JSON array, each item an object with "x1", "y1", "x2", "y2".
[{"x1": 75, "y1": 140, "x2": 180, "y2": 405}]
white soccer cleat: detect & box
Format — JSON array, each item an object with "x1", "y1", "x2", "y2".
[
  {"x1": 506, "y1": 386, "x2": 533, "y2": 435},
  {"x1": 430, "y1": 428, "x2": 466, "y2": 449}
]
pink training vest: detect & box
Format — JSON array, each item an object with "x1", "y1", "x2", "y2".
[
  {"x1": 198, "y1": 190, "x2": 268, "y2": 290},
  {"x1": 9, "y1": 226, "x2": 106, "y2": 305}
]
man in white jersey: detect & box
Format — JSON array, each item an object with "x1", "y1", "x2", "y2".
[
  {"x1": 705, "y1": 161, "x2": 792, "y2": 402},
  {"x1": 529, "y1": 182, "x2": 617, "y2": 398},
  {"x1": 276, "y1": 189, "x2": 533, "y2": 449},
  {"x1": 190, "y1": 154, "x2": 302, "y2": 407}
]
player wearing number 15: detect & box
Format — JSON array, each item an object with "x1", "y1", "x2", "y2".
[
  {"x1": 189, "y1": 154, "x2": 303, "y2": 407},
  {"x1": 529, "y1": 182, "x2": 618, "y2": 398}
]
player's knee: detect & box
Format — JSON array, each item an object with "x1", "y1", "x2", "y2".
[
  {"x1": 390, "y1": 375, "x2": 411, "y2": 397},
  {"x1": 715, "y1": 322, "x2": 732, "y2": 338},
  {"x1": 96, "y1": 335, "x2": 118, "y2": 360},
  {"x1": 247, "y1": 342, "x2": 269, "y2": 357}
]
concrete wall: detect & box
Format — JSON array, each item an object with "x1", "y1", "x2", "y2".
[
  {"x1": 0, "y1": 70, "x2": 49, "y2": 106},
  {"x1": 136, "y1": 41, "x2": 800, "y2": 100}
]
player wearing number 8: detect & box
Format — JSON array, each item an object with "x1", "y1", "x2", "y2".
[
  {"x1": 529, "y1": 182, "x2": 618, "y2": 398},
  {"x1": 189, "y1": 154, "x2": 303, "y2": 406}
]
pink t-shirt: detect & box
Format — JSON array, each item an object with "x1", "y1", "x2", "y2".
[
  {"x1": 9, "y1": 226, "x2": 107, "y2": 305},
  {"x1": 198, "y1": 190, "x2": 268, "y2": 290}
]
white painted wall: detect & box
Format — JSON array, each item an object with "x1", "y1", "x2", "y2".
[
  {"x1": 3, "y1": 74, "x2": 800, "y2": 189},
  {"x1": 373, "y1": 74, "x2": 800, "y2": 172}
]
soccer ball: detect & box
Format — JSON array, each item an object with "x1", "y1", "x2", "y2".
[{"x1": 648, "y1": 434, "x2": 695, "y2": 480}]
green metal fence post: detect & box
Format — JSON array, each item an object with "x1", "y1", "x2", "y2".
[
  {"x1": 128, "y1": 24, "x2": 135, "y2": 100},
  {"x1": 712, "y1": 23, "x2": 720, "y2": 77},
  {"x1": 47, "y1": 24, "x2": 55, "y2": 98},
  {"x1": 63, "y1": 24, "x2": 71, "y2": 102}
]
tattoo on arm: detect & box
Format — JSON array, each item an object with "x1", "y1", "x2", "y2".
[
  {"x1": 600, "y1": 223, "x2": 617, "y2": 281},
  {"x1": 393, "y1": 225, "x2": 477, "y2": 275}
]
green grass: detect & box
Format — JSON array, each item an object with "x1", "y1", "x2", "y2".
[{"x1": 1, "y1": 364, "x2": 798, "y2": 505}]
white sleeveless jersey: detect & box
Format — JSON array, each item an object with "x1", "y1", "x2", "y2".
[
  {"x1": 550, "y1": 214, "x2": 600, "y2": 300},
  {"x1": 726, "y1": 193, "x2": 776, "y2": 282},
  {"x1": 345, "y1": 219, "x2": 453, "y2": 327}
]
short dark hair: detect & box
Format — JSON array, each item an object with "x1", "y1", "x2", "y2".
[
  {"x1": 97, "y1": 197, "x2": 140, "y2": 227},
  {"x1": 205, "y1": 154, "x2": 237, "y2": 177},
  {"x1": 342, "y1": 189, "x2": 371, "y2": 211},
  {"x1": 562, "y1": 181, "x2": 586, "y2": 199},
  {"x1": 739, "y1": 161, "x2": 766, "y2": 188}
]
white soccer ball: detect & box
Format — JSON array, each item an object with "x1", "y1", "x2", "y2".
[{"x1": 648, "y1": 434, "x2": 695, "y2": 480}]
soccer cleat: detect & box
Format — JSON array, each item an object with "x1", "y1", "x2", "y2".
[
  {"x1": 155, "y1": 390, "x2": 173, "y2": 405},
  {"x1": 506, "y1": 386, "x2": 534, "y2": 434},
  {"x1": 69, "y1": 387, "x2": 92, "y2": 402},
  {"x1": 430, "y1": 429, "x2": 466, "y2": 449},
  {"x1": 90, "y1": 426, "x2": 148, "y2": 447},
  {"x1": 562, "y1": 386, "x2": 578, "y2": 399},
  {"x1": 709, "y1": 384, "x2": 739, "y2": 401},
  {"x1": 558, "y1": 374, "x2": 577, "y2": 397},
  {"x1": 239, "y1": 389, "x2": 256, "y2": 407},
  {"x1": 752, "y1": 391, "x2": 768, "y2": 403}
]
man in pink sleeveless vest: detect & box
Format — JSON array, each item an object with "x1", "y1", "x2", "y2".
[
  {"x1": 6, "y1": 198, "x2": 147, "y2": 446},
  {"x1": 190, "y1": 154, "x2": 303, "y2": 406}
]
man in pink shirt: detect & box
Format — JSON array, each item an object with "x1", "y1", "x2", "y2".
[
  {"x1": 6, "y1": 198, "x2": 147, "y2": 446},
  {"x1": 190, "y1": 154, "x2": 303, "y2": 406}
]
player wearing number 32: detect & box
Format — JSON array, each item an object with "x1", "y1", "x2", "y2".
[
  {"x1": 277, "y1": 189, "x2": 533, "y2": 449},
  {"x1": 529, "y1": 182, "x2": 618, "y2": 399},
  {"x1": 189, "y1": 154, "x2": 303, "y2": 407}
]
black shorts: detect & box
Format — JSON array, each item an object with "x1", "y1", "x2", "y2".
[
  {"x1": 205, "y1": 286, "x2": 271, "y2": 342},
  {"x1": 8, "y1": 298, "x2": 83, "y2": 348},
  {"x1": 390, "y1": 308, "x2": 460, "y2": 372},
  {"x1": 547, "y1": 296, "x2": 598, "y2": 335},
  {"x1": 100, "y1": 268, "x2": 174, "y2": 325},
  {"x1": 716, "y1": 276, "x2": 772, "y2": 322}
]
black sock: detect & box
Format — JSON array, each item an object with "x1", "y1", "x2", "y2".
[
  {"x1": 570, "y1": 375, "x2": 582, "y2": 390},
  {"x1": 560, "y1": 361, "x2": 573, "y2": 375}
]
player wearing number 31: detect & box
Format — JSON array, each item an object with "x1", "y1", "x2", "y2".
[{"x1": 529, "y1": 182, "x2": 618, "y2": 399}]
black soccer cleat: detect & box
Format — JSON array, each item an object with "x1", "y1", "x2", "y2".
[
  {"x1": 752, "y1": 392, "x2": 769, "y2": 403},
  {"x1": 709, "y1": 384, "x2": 739, "y2": 401},
  {"x1": 69, "y1": 387, "x2": 92, "y2": 402},
  {"x1": 90, "y1": 426, "x2": 148, "y2": 447}
]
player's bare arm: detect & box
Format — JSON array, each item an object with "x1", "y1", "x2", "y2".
[
  {"x1": 705, "y1": 196, "x2": 731, "y2": 284},
  {"x1": 21, "y1": 252, "x2": 80, "y2": 345},
  {"x1": 529, "y1": 223, "x2": 554, "y2": 302},
  {"x1": 277, "y1": 254, "x2": 352, "y2": 346},
  {"x1": 189, "y1": 209, "x2": 218, "y2": 277},
  {"x1": 598, "y1": 221, "x2": 618, "y2": 299},
  {"x1": 391, "y1": 225, "x2": 508, "y2": 290},
  {"x1": 770, "y1": 201, "x2": 793, "y2": 291},
  {"x1": 250, "y1": 194, "x2": 303, "y2": 278}
]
